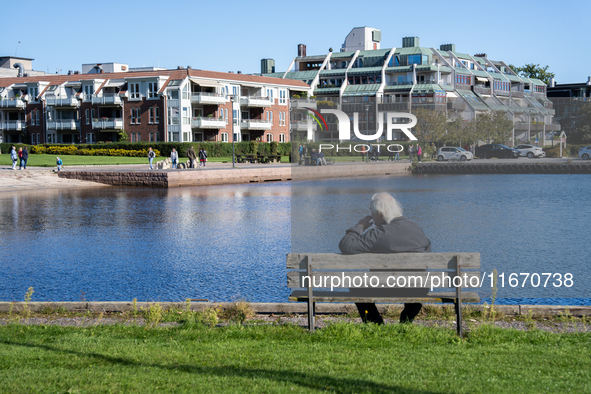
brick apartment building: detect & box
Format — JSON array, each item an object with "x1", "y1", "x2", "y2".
[{"x1": 0, "y1": 60, "x2": 310, "y2": 145}]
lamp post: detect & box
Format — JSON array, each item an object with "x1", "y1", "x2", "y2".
[{"x1": 231, "y1": 95, "x2": 236, "y2": 168}]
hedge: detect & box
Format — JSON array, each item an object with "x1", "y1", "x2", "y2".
[{"x1": 543, "y1": 143, "x2": 589, "y2": 158}]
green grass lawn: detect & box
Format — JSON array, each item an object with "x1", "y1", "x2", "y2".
[
  {"x1": 0, "y1": 153, "x2": 168, "y2": 167},
  {"x1": 0, "y1": 322, "x2": 588, "y2": 393}
]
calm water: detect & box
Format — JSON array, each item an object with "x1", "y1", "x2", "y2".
[{"x1": 0, "y1": 174, "x2": 589, "y2": 304}]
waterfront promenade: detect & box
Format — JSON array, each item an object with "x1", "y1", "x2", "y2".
[{"x1": 2, "y1": 157, "x2": 586, "y2": 190}]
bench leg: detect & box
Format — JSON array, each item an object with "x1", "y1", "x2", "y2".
[
  {"x1": 454, "y1": 300, "x2": 463, "y2": 336},
  {"x1": 308, "y1": 301, "x2": 315, "y2": 332}
]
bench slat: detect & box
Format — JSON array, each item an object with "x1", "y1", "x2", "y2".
[
  {"x1": 289, "y1": 290, "x2": 480, "y2": 303},
  {"x1": 286, "y1": 253, "x2": 480, "y2": 270},
  {"x1": 287, "y1": 271, "x2": 481, "y2": 288}
]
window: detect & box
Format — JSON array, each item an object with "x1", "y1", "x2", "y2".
[
  {"x1": 270, "y1": 111, "x2": 273, "y2": 125},
  {"x1": 85, "y1": 109, "x2": 90, "y2": 124},
  {"x1": 266, "y1": 133, "x2": 273, "y2": 142},
  {"x1": 84, "y1": 85, "x2": 94, "y2": 97},
  {"x1": 182, "y1": 107, "x2": 190, "y2": 125},
  {"x1": 130, "y1": 83, "x2": 140, "y2": 99},
  {"x1": 148, "y1": 82, "x2": 158, "y2": 98},
  {"x1": 155, "y1": 107, "x2": 159, "y2": 124},
  {"x1": 182, "y1": 85, "x2": 189, "y2": 100},
  {"x1": 131, "y1": 133, "x2": 135, "y2": 142},
  {"x1": 137, "y1": 132, "x2": 141, "y2": 142},
  {"x1": 221, "y1": 132, "x2": 228, "y2": 142},
  {"x1": 149, "y1": 132, "x2": 153, "y2": 142},
  {"x1": 279, "y1": 133, "x2": 285, "y2": 142},
  {"x1": 279, "y1": 90, "x2": 286, "y2": 104},
  {"x1": 136, "y1": 108, "x2": 141, "y2": 124},
  {"x1": 224, "y1": 108, "x2": 228, "y2": 124},
  {"x1": 149, "y1": 107, "x2": 154, "y2": 124},
  {"x1": 130, "y1": 108, "x2": 136, "y2": 124},
  {"x1": 36, "y1": 110, "x2": 40, "y2": 126}
]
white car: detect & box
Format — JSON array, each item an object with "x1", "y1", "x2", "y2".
[
  {"x1": 579, "y1": 146, "x2": 591, "y2": 160},
  {"x1": 437, "y1": 147, "x2": 473, "y2": 162},
  {"x1": 515, "y1": 144, "x2": 546, "y2": 159}
]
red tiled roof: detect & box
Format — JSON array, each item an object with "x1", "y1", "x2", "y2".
[{"x1": 0, "y1": 68, "x2": 310, "y2": 89}]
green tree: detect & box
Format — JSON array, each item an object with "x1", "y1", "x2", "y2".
[
  {"x1": 570, "y1": 103, "x2": 591, "y2": 144},
  {"x1": 411, "y1": 108, "x2": 447, "y2": 143},
  {"x1": 507, "y1": 63, "x2": 555, "y2": 85}
]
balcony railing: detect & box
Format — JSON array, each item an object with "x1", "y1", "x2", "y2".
[
  {"x1": 191, "y1": 117, "x2": 226, "y2": 129},
  {"x1": 47, "y1": 120, "x2": 80, "y2": 130},
  {"x1": 473, "y1": 86, "x2": 491, "y2": 95},
  {"x1": 239, "y1": 96, "x2": 273, "y2": 107},
  {"x1": 92, "y1": 118, "x2": 124, "y2": 130},
  {"x1": 494, "y1": 89, "x2": 510, "y2": 96},
  {"x1": 45, "y1": 96, "x2": 80, "y2": 107},
  {"x1": 447, "y1": 101, "x2": 467, "y2": 111},
  {"x1": 91, "y1": 94, "x2": 123, "y2": 106},
  {"x1": 378, "y1": 102, "x2": 411, "y2": 111},
  {"x1": 190, "y1": 92, "x2": 228, "y2": 105},
  {"x1": 240, "y1": 119, "x2": 272, "y2": 130},
  {"x1": 0, "y1": 120, "x2": 25, "y2": 131},
  {"x1": 290, "y1": 120, "x2": 316, "y2": 131},
  {"x1": 511, "y1": 90, "x2": 524, "y2": 98},
  {"x1": 290, "y1": 99, "x2": 317, "y2": 110},
  {"x1": 0, "y1": 98, "x2": 26, "y2": 109}
]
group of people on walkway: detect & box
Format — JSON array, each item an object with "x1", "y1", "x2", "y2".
[
  {"x1": 407, "y1": 144, "x2": 423, "y2": 163},
  {"x1": 9, "y1": 146, "x2": 29, "y2": 170},
  {"x1": 148, "y1": 146, "x2": 208, "y2": 170}
]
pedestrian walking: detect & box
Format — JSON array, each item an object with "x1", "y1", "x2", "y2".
[
  {"x1": 408, "y1": 144, "x2": 414, "y2": 162},
  {"x1": 10, "y1": 146, "x2": 17, "y2": 170},
  {"x1": 187, "y1": 145, "x2": 197, "y2": 168},
  {"x1": 56, "y1": 157, "x2": 63, "y2": 171},
  {"x1": 22, "y1": 147, "x2": 28, "y2": 170},
  {"x1": 417, "y1": 145, "x2": 422, "y2": 162},
  {"x1": 18, "y1": 147, "x2": 23, "y2": 170},
  {"x1": 199, "y1": 148, "x2": 207, "y2": 168},
  {"x1": 148, "y1": 147, "x2": 156, "y2": 169},
  {"x1": 170, "y1": 148, "x2": 178, "y2": 169}
]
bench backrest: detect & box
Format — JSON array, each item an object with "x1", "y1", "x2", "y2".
[{"x1": 286, "y1": 253, "x2": 480, "y2": 290}]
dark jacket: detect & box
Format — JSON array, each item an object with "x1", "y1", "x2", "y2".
[
  {"x1": 310, "y1": 151, "x2": 318, "y2": 160},
  {"x1": 199, "y1": 150, "x2": 207, "y2": 161},
  {"x1": 187, "y1": 147, "x2": 197, "y2": 160},
  {"x1": 339, "y1": 216, "x2": 431, "y2": 255},
  {"x1": 22, "y1": 148, "x2": 28, "y2": 160}
]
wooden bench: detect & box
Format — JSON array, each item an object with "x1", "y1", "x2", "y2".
[{"x1": 287, "y1": 252, "x2": 480, "y2": 336}]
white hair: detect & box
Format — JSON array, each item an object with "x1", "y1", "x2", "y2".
[{"x1": 370, "y1": 193, "x2": 403, "y2": 224}]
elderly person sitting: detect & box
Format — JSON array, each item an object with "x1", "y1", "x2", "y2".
[
  {"x1": 339, "y1": 192, "x2": 431, "y2": 324},
  {"x1": 310, "y1": 149, "x2": 322, "y2": 166}
]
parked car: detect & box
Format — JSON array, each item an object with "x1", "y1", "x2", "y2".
[
  {"x1": 515, "y1": 144, "x2": 546, "y2": 159},
  {"x1": 437, "y1": 147, "x2": 473, "y2": 162},
  {"x1": 579, "y1": 146, "x2": 591, "y2": 160},
  {"x1": 475, "y1": 144, "x2": 520, "y2": 159}
]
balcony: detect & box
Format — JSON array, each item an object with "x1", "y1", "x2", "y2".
[
  {"x1": 290, "y1": 120, "x2": 316, "y2": 132},
  {"x1": 239, "y1": 95, "x2": 273, "y2": 107},
  {"x1": 191, "y1": 117, "x2": 226, "y2": 129},
  {"x1": 47, "y1": 120, "x2": 80, "y2": 130},
  {"x1": 473, "y1": 86, "x2": 491, "y2": 95},
  {"x1": 45, "y1": 96, "x2": 80, "y2": 107},
  {"x1": 0, "y1": 98, "x2": 26, "y2": 109},
  {"x1": 190, "y1": 92, "x2": 228, "y2": 105},
  {"x1": 92, "y1": 94, "x2": 123, "y2": 106},
  {"x1": 240, "y1": 119, "x2": 272, "y2": 130},
  {"x1": 447, "y1": 101, "x2": 467, "y2": 111},
  {"x1": 0, "y1": 120, "x2": 25, "y2": 131},
  {"x1": 378, "y1": 102, "x2": 411, "y2": 111},
  {"x1": 511, "y1": 91, "x2": 524, "y2": 98},
  {"x1": 494, "y1": 89, "x2": 510, "y2": 96},
  {"x1": 290, "y1": 99, "x2": 317, "y2": 110},
  {"x1": 92, "y1": 118, "x2": 124, "y2": 130}
]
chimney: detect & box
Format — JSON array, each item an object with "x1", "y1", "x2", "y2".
[
  {"x1": 587, "y1": 76, "x2": 591, "y2": 86},
  {"x1": 402, "y1": 37, "x2": 420, "y2": 48},
  {"x1": 550, "y1": 77, "x2": 556, "y2": 88},
  {"x1": 474, "y1": 53, "x2": 487, "y2": 58},
  {"x1": 298, "y1": 44, "x2": 306, "y2": 57},
  {"x1": 237, "y1": 71, "x2": 242, "y2": 74},
  {"x1": 440, "y1": 44, "x2": 456, "y2": 52},
  {"x1": 261, "y1": 59, "x2": 275, "y2": 74}
]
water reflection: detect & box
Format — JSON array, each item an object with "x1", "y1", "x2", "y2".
[{"x1": 0, "y1": 174, "x2": 589, "y2": 304}]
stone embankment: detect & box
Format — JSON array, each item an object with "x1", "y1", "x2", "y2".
[
  {"x1": 0, "y1": 168, "x2": 109, "y2": 192},
  {"x1": 413, "y1": 162, "x2": 591, "y2": 175},
  {"x1": 57, "y1": 162, "x2": 412, "y2": 188}
]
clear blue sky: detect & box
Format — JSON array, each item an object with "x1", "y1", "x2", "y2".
[{"x1": 1, "y1": 0, "x2": 589, "y2": 83}]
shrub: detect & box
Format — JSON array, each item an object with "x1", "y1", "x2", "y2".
[{"x1": 224, "y1": 301, "x2": 256, "y2": 324}]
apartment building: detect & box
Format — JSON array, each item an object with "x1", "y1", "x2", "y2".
[
  {"x1": 0, "y1": 64, "x2": 310, "y2": 144},
  {"x1": 547, "y1": 78, "x2": 591, "y2": 136},
  {"x1": 262, "y1": 27, "x2": 559, "y2": 144}
]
